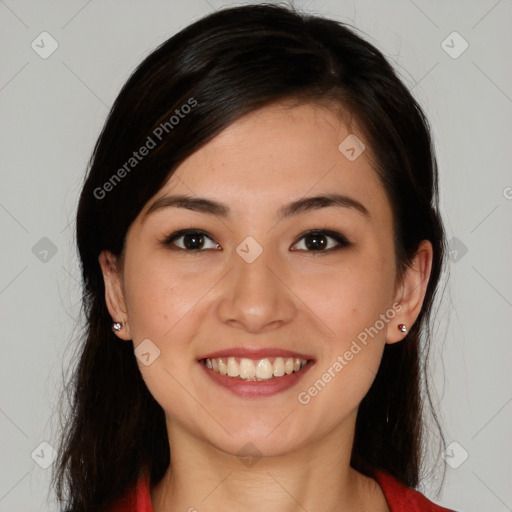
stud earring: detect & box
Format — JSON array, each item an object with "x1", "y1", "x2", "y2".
[
  {"x1": 112, "y1": 321, "x2": 122, "y2": 332},
  {"x1": 398, "y1": 324, "x2": 407, "y2": 333}
]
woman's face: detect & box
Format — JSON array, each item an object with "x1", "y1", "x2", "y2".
[{"x1": 100, "y1": 101, "x2": 431, "y2": 458}]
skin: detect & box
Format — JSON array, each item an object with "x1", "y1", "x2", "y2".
[{"x1": 99, "y1": 100, "x2": 433, "y2": 512}]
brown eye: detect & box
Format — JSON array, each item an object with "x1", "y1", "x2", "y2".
[
  {"x1": 291, "y1": 230, "x2": 351, "y2": 252},
  {"x1": 183, "y1": 233, "x2": 205, "y2": 250},
  {"x1": 162, "y1": 230, "x2": 220, "y2": 251}
]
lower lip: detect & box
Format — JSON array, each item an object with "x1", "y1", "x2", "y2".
[{"x1": 199, "y1": 360, "x2": 314, "y2": 398}]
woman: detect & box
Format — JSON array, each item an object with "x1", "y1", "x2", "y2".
[{"x1": 53, "y1": 4, "x2": 458, "y2": 511}]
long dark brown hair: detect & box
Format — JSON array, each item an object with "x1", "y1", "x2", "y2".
[{"x1": 52, "y1": 3, "x2": 448, "y2": 510}]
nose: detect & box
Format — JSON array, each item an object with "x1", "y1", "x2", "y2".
[{"x1": 216, "y1": 244, "x2": 296, "y2": 334}]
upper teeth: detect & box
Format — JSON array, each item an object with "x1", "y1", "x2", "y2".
[{"x1": 205, "y1": 357, "x2": 307, "y2": 381}]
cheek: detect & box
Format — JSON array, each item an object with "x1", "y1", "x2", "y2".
[
  {"x1": 296, "y1": 252, "x2": 396, "y2": 343},
  {"x1": 122, "y1": 257, "x2": 212, "y2": 425},
  {"x1": 295, "y1": 262, "x2": 394, "y2": 423},
  {"x1": 122, "y1": 254, "x2": 207, "y2": 339},
  {"x1": 316, "y1": 253, "x2": 396, "y2": 396}
]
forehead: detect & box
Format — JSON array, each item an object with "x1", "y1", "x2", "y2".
[{"x1": 140, "y1": 101, "x2": 391, "y2": 224}]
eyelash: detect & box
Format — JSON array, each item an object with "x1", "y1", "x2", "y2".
[{"x1": 159, "y1": 229, "x2": 351, "y2": 254}]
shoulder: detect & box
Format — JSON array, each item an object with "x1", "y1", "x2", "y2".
[{"x1": 371, "y1": 469, "x2": 459, "y2": 512}]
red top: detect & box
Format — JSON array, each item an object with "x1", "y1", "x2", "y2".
[{"x1": 107, "y1": 468, "x2": 456, "y2": 511}]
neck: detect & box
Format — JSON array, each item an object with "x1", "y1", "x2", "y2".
[{"x1": 150, "y1": 415, "x2": 388, "y2": 512}]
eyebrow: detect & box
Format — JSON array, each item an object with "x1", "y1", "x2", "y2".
[{"x1": 144, "y1": 193, "x2": 370, "y2": 220}]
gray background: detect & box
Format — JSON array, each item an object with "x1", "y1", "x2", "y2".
[{"x1": 1, "y1": 0, "x2": 511, "y2": 510}]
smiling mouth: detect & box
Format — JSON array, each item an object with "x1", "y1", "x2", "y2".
[{"x1": 201, "y1": 356, "x2": 311, "y2": 381}]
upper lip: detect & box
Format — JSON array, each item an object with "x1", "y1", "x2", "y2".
[{"x1": 199, "y1": 348, "x2": 315, "y2": 361}]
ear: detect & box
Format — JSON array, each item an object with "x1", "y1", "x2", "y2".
[
  {"x1": 98, "y1": 250, "x2": 132, "y2": 340},
  {"x1": 386, "y1": 240, "x2": 433, "y2": 344}
]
